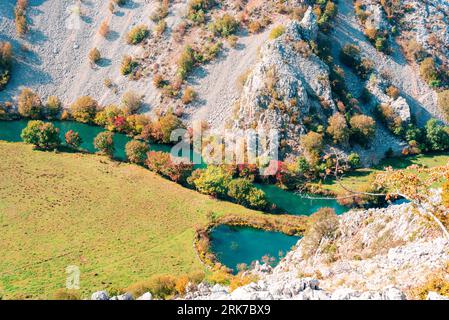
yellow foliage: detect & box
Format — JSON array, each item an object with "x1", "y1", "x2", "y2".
[
  {"x1": 229, "y1": 275, "x2": 259, "y2": 292},
  {"x1": 208, "y1": 270, "x2": 232, "y2": 285},
  {"x1": 443, "y1": 179, "x2": 449, "y2": 208},
  {"x1": 409, "y1": 274, "x2": 449, "y2": 300}
]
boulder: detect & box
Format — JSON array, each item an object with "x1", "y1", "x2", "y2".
[
  {"x1": 382, "y1": 287, "x2": 406, "y2": 300},
  {"x1": 427, "y1": 292, "x2": 449, "y2": 300},
  {"x1": 390, "y1": 97, "x2": 411, "y2": 123},
  {"x1": 137, "y1": 292, "x2": 153, "y2": 300},
  {"x1": 331, "y1": 288, "x2": 360, "y2": 300},
  {"x1": 91, "y1": 291, "x2": 109, "y2": 300},
  {"x1": 116, "y1": 293, "x2": 133, "y2": 300}
]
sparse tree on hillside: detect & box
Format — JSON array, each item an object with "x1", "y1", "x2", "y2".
[
  {"x1": 18, "y1": 88, "x2": 42, "y2": 119},
  {"x1": 121, "y1": 91, "x2": 143, "y2": 115},
  {"x1": 349, "y1": 114, "x2": 376, "y2": 145},
  {"x1": 327, "y1": 112, "x2": 350, "y2": 144},
  {"x1": 45, "y1": 96, "x2": 62, "y2": 119}
]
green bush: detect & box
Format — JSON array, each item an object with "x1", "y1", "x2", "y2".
[
  {"x1": 348, "y1": 152, "x2": 361, "y2": 169},
  {"x1": 425, "y1": 119, "x2": 449, "y2": 151},
  {"x1": 21, "y1": 120, "x2": 61, "y2": 150},
  {"x1": 190, "y1": 166, "x2": 232, "y2": 198},
  {"x1": 177, "y1": 46, "x2": 196, "y2": 80},
  {"x1": 269, "y1": 25, "x2": 285, "y2": 40},
  {"x1": 227, "y1": 178, "x2": 268, "y2": 210},
  {"x1": 209, "y1": 14, "x2": 239, "y2": 37},
  {"x1": 438, "y1": 90, "x2": 449, "y2": 122},
  {"x1": 120, "y1": 55, "x2": 138, "y2": 76},
  {"x1": 187, "y1": 0, "x2": 215, "y2": 24},
  {"x1": 126, "y1": 25, "x2": 149, "y2": 45}
]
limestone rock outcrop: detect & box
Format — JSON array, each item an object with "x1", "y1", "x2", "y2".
[{"x1": 233, "y1": 10, "x2": 336, "y2": 154}]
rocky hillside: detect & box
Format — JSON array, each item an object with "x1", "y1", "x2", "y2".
[
  {"x1": 183, "y1": 196, "x2": 449, "y2": 300},
  {"x1": 232, "y1": 8, "x2": 336, "y2": 155},
  {"x1": 0, "y1": 0, "x2": 448, "y2": 163}
]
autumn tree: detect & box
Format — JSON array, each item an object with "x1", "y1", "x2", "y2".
[
  {"x1": 21, "y1": 120, "x2": 61, "y2": 150},
  {"x1": 300, "y1": 131, "x2": 323, "y2": 166},
  {"x1": 18, "y1": 88, "x2": 43, "y2": 119},
  {"x1": 44, "y1": 96, "x2": 62, "y2": 119},
  {"x1": 146, "y1": 151, "x2": 193, "y2": 183},
  {"x1": 301, "y1": 208, "x2": 339, "y2": 259},
  {"x1": 438, "y1": 90, "x2": 449, "y2": 122},
  {"x1": 0, "y1": 41, "x2": 12, "y2": 91},
  {"x1": 227, "y1": 178, "x2": 268, "y2": 210},
  {"x1": 70, "y1": 96, "x2": 99, "y2": 123},
  {"x1": 121, "y1": 91, "x2": 143, "y2": 115},
  {"x1": 125, "y1": 140, "x2": 149, "y2": 165},
  {"x1": 374, "y1": 164, "x2": 449, "y2": 238},
  {"x1": 153, "y1": 112, "x2": 185, "y2": 143},
  {"x1": 65, "y1": 130, "x2": 83, "y2": 149},
  {"x1": 94, "y1": 131, "x2": 115, "y2": 157},
  {"x1": 189, "y1": 166, "x2": 232, "y2": 198},
  {"x1": 326, "y1": 112, "x2": 350, "y2": 144},
  {"x1": 349, "y1": 114, "x2": 376, "y2": 145}
]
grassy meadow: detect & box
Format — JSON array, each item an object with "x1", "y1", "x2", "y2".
[
  {"x1": 0, "y1": 141, "x2": 300, "y2": 299},
  {"x1": 314, "y1": 153, "x2": 449, "y2": 195}
]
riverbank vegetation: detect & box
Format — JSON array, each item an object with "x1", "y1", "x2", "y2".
[
  {"x1": 3, "y1": 86, "x2": 449, "y2": 213},
  {"x1": 0, "y1": 141, "x2": 306, "y2": 299}
]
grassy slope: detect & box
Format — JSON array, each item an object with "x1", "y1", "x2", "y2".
[
  {"x1": 316, "y1": 153, "x2": 449, "y2": 195},
  {"x1": 0, "y1": 142, "x2": 279, "y2": 299}
]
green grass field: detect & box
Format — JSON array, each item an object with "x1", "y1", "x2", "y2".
[
  {"x1": 0, "y1": 142, "x2": 290, "y2": 299},
  {"x1": 315, "y1": 153, "x2": 449, "y2": 195}
]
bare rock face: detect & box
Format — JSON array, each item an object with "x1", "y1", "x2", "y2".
[
  {"x1": 233, "y1": 11, "x2": 336, "y2": 154},
  {"x1": 187, "y1": 196, "x2": 449, "y2": 300},
  {"x1": 402, "y1": 0, "x2": 449, "y2": 66},
  {"x1": 364, "y1": 4, "x2": 389, "y2": 32},
  {"x1": 299, "y1": 6, "x2": 319, "y2": 41},
  {"x1": 390, "y1": 97, "x2": 412, "y2": 123},
  {"x1": 91, "y1": 291, "x2": 109, "y2": 300},
  {"x1": 367, "y1": 74, "x2": 411, "y2": 122}
]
